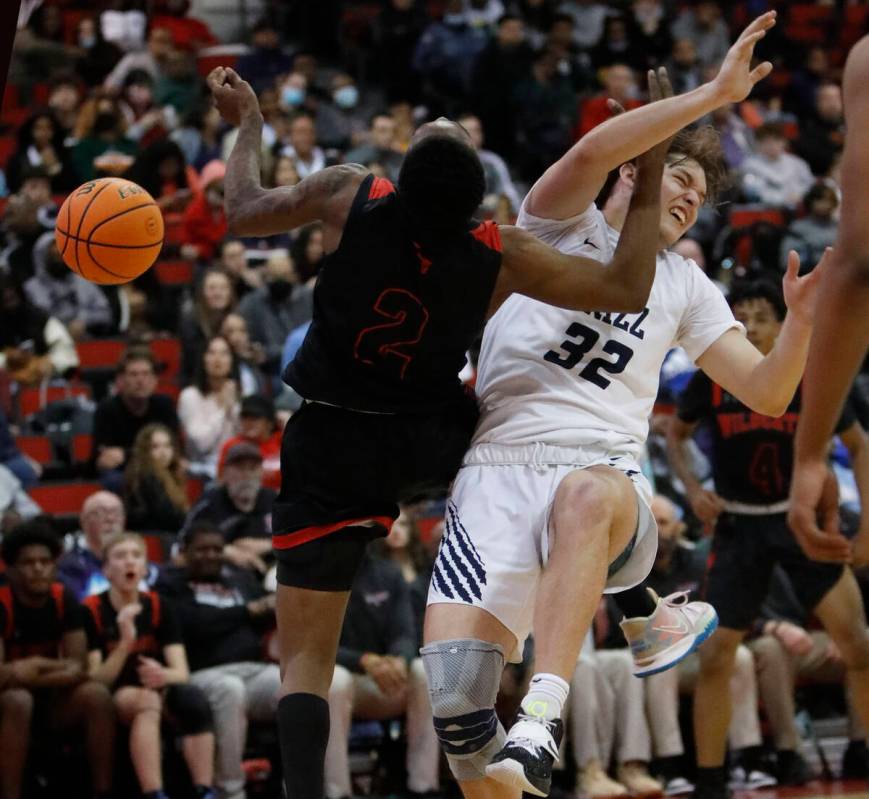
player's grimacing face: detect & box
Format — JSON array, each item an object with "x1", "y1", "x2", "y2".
[{"x1": 659, "y1": 159, "x2": 706, "y2": 247}]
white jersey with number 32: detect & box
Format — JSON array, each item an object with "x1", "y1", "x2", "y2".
[{"x1": 471, "y1": 201, "x2": 742, "y2": 461}]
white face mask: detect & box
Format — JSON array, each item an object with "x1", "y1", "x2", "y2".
[{"x1": 79, "y1": 33, "x2": 97, "y2": 48}]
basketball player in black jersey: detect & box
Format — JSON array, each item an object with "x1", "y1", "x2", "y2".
[
  {"x1": 667, "y1": 277, "x2": 869, "y2": 799},
  {"x1": 208, "y1": 65, "x2": 668, "y2": 799}
]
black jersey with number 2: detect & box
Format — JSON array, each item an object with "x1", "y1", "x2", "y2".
[
  {"x1": 677, "y1": 371, "x2": 855, "y2": 504},
  {"x1": 283, "y1": 174, "x2": 503, "y2": 414}
]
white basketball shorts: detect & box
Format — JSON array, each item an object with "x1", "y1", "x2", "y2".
[{"x1": 426, "y1": 442, "x2": 658, "y2": 662}]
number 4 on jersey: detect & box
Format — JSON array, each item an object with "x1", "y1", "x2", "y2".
[{"x1": 544, "y1": 322, "x2": 635, "y2": 389}]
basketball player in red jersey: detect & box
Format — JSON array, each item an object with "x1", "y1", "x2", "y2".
[
  {"x1": 790, "y1": 35, "x2": 869, "y2": 565},
  {"x1": 207, "y1": 65, "x2": 669, "y2": 799}
]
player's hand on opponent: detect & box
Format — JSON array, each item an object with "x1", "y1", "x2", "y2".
[
  {"x1": 788, "y1": 461, "x2": 851, "y2": 563},
  {"x1": 711, "y1": 11, "x2": 776, "y2": 103},
  {"x1": 687, "y1": 485, "x2": 725, "y2": 535},
  {"x1": 207, "y1": 66, "x2": 260, "y2": 127}
]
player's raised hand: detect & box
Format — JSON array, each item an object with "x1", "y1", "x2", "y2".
[
  {"x1": 712, "y1": 11, "x2": 776, "y2": 103},
  {"x1": 788, "y1": 460, "x2": 851, "y2": 563},
  {"x1": 207, "y1": 66, "x2": 260, "y2": 127},
  {"x1": 782, "y1": 247, "x2": 833, "y2": 326}
]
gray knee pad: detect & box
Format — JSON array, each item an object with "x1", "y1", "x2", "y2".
[{"x1": 420, "y1": 638, "x2": 506, "y2": 781}]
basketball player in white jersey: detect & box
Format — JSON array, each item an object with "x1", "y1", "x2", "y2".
[
  {"x1": 791, "y1": 34, "x2": 869, "y2": 563},
  {"x1": 418, "y1": 11, "x2": 826, "y2": 799}
]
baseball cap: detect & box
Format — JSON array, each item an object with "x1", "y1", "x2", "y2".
[{"x1": 224, "y1": 441, "x2": 263, "y2": 465}]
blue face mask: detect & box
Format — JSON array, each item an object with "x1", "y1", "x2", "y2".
[
  {"x1": 281, "y1": 86, "x2": 305, "y2": 107},
  {"x1": 333, "y1": 85, "x2": 358, "y2": 110}
]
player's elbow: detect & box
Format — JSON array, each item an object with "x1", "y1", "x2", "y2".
[{"x1": 752, "y1": 395, "x2": 790, "y2": 418}]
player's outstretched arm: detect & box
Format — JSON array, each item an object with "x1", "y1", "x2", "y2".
[
  {"x1": 526, "y1": 12, "x2": 775, "y2": 220},
  {"x1": 207, "y1": 67, "x2": 364, "y2": 239},
  {"x1": 495, "y1": 134, "x2": 665, "y2": 314}
]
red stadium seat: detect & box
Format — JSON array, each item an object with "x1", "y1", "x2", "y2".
[
  {"x1": 186, "y1": 477, "x2": 205, "y2": 503},
  {"x1": 194, "y1": 44, "x2": 248, "y2": 78},
  {"x1": 156, "y1": 381, "x2": 180, "y2": 401},
  {"x1": 154, "y1": 259, "x2": 194, "y2": 286},
  {"x1": 163, "y1": 212, "x2": 185, "y2": 245},
  {"x1": 71, "y1": 433, "x2": 93, "y2": 465},
  {"x1": 15, "y1": 435, "x2": 53, "y2": 465},
  {"x1": 75, "y1": 339, "x2": 127, "y2": 370},
  {"x1": 2, "y1": 83, "x2": 19, "y2": 112},
  {"x1": 0, "y1": 137, "x2": 15, "y2": 169},
  {"x1": 785, "y1": 3, "x2": 834, "y2": 45},
  {"x1": 29, "y1": 481, "x2": 102, "y2": 515},
  {"x1": 728, "y1": 207, "x2": 786, "y2": 230},
  {"x1": 16, "y1": 382, "x2": 93, "y2": 420},
  {"x1": 62, "y1": 9, "x2": 91, "y2": 45}
]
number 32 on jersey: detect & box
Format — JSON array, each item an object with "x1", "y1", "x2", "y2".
[{"x1": 543, "y1": 309, "x2": 648, "y2": 390}]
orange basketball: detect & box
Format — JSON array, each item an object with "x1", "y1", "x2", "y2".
[{"x1": 55, "y1": 177, "x2": 164, "y2": 285}]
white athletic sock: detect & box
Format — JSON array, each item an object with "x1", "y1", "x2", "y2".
[{"x1": 520, "y1": 672, "x2": 569, "y2": 722}]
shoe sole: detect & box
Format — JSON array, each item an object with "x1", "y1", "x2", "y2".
[
  {"x1": 485, "y1": 758, "x2": 549, "y2": 797},
  {"x1": 633, "y1": 611, "x2": 719, "y2": 678}
]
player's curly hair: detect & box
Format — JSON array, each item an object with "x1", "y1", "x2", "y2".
[
  {"x1": 397, "y1": 134, "x2": 486, "y2": 234},
  {"x1": 666, "y1": 126, "x2": 728, "y2": 204}
]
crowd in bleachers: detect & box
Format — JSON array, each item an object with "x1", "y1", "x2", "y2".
[{"x1": 1, "y1": 0, "x2": 869, "y2": 798}]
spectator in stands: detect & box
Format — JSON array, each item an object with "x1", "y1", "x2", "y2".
[
  {"x1": 124, "y1": 138, "x2": 194, "y2": 214},
  {"x1": 181, "y1": 442, "x2": 275, "y2": 574},
  {"x1": 237, "y1": 249, "x2": 314, "y2": 376},
  {"x1": 178, "y1": 335, "x2": 240, "y2": 479},
  {"x1": 590, "y1": 14, "x2": 640, "y2": 70},
  {"x1": 457, "y1": 113, "x2": 522, "y2": 214},
  {"x1": 740, "y1": 123, "x2": 814, "y2": 209},
  {"x1": 267, "y1": 154, "x2": 301, "y2": 189},
  {"x1": 638, "y1": 496, "x2": 775, "y2": 792},
  {"x1": 0, "y1": 406, "x2": 40, "y2": 488},
  {"x1": 235, "y1": 18, "x2": 295, "y2": 94},
  {"x1": 71, "y1": 93, "x2": 138, "y2": 181},
  {"x1": 124, "y1": 423, "x2": 190, "y2": 534},
  {"x1": 577, "y1": 62, "x2": 642, "y2": 138},
  {"x1": 328, "y1": 549, "x2": 440, "y2": 798},
  {"x1": 670, "y1": 0, "x2": 729, "y2": 68},
  {"x1": 314, "y1": 72, "x2": 371, "y2": 152},
  {"x1": 217, "y1": 239, "x2": 263, "y2": 299},
  {"x1": 103, "y1": 25, "x2": 174, "y2": 93},
  {"x1": 556, "y1": 0, "x2": 608, "y2": 51},
  {"x1": 92, "y1": 347, "x2": 180, "y2": 489},
  {"x1": 181, "y1": 159, "x2": 228, "y2": 262},
  {"x1": 412, "y1": 0, "x2": 489, "y2": 112},
  {"x1": 709, "y1": 102, "x2": 755, "y2": 171},
  {"x1": 156, "y1": 520, "x2": 279, "y2": 799},
  {"x1": 100, "y1": 5, "x2": 148, "y2": 53},
  {"x1": 0, "y1": 274, "x2": 79, "y2": 385},
  {"x1": 470, "y1": 13, "x2": 533, "y2": 160},
  {"x1": 47, "y1": 73, "x2": 84, "y2": 142},
  {"x1": 0, "y1": 192, "x2": 53, "y2": 277},
  {"x1": 290, "y1": 223, "x2": 325, "y2": 282},
  {"x1": 570, "y1": 624, "x2": 662, "y2": 798},
  {"x1": 118, "y1": 70, "x2": 178, "y2": 147},
  {"x1": 83, "y1": 532, "x2": 216, "y2": 799},
  {"x1": 217, "y1": 395, "x2": 281, "y2": 491},
  {"x1": 9, "y1": 4, "x2": 79, "y2": 87},
  {"x1": 779, "y1": 183, "x2": 839, "y2": 274},
  {"x1": 24, "y1": 231, "x2": 115, "y2": 340},
  {"x1": 630, "y1": 0, "x2": 673, "y2": 68},
  {"x1": 513, "y1": 47, "x2": 577, "y2": 179},
  {"x1": 58, "y1": 490, "x2": 126, "y2": 600},
  {"x1": 0, "y1": 522, "x2": 117, "y2": 799},
  {"x1": 220, "y1": 313, "x2": 270, "y2": 397},
  {"x1": 666, "y1": 38, "x2": 703, "y2": 95},
  {"x1": 150, "y1": 0, "x2": 218, "y2": 53},
  {"x1": 15, "y1": 167, "x2": 57, "y2": 219},
  {"x1": 786, "y1": 46, "x2": 830, "y2": 118},
  {"x1": 154, "y1": 47, "x2": 203, "y2": 118},
  {"x1": 796, "y1": 81, "x2": 845, "y2": 177},
  {"x1": 74, "y1": 15, "x2": 123, "y2": 88},
  {"x1": 179, "y1": 267, "x2": 236, "y2": 383},
  {"x1": 171, "y1": 106, "x2": 224, "y2": 172},
  {"x1": 279, "y1": 111, "x2": 327, "y2": 179},
  {"x1": 5, "y1": 111, "x2": 78, "y2": 195},
  {"x1": 344, "y1": 113, "x2": 404, "y2": 182},
  {"x1": 374, "y1": 0, "x2": 427, "y2": 103}
]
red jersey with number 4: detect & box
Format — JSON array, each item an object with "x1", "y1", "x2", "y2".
[
  {"x1": 676, "y1": 371, "x2": 857, "y2": 504},
  {"x1": 282, "y1": 174, "x2": 502, "y2": 414}
]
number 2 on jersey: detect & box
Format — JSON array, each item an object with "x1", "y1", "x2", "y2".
[
  {"x1": 544, "y1": 322, "x2": 634, "y2": 389},
  {"x1": 354, "y1": 288, "x2": 430, "y2": 379}
]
